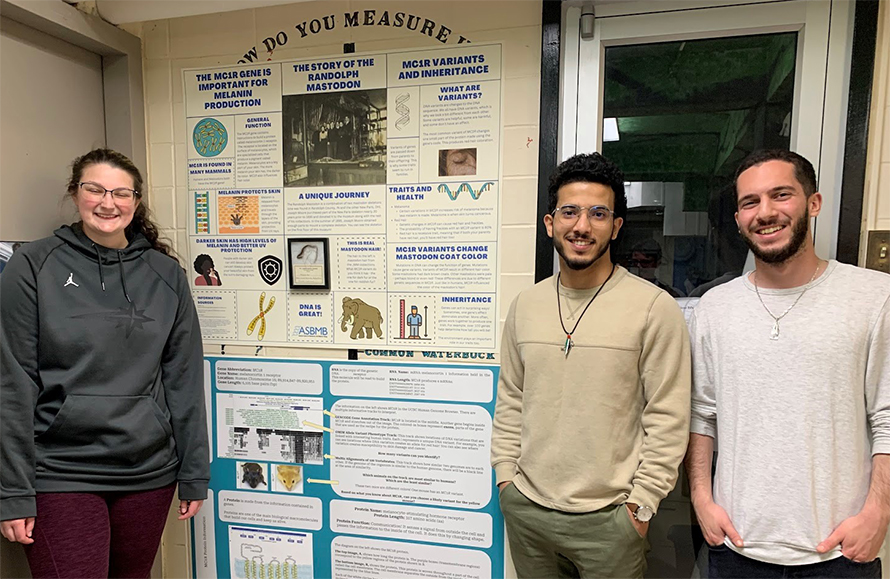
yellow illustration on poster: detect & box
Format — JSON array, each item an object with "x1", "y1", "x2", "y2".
[{"x1": 184, "y1": 44, "x2": 501, "y2": 350}]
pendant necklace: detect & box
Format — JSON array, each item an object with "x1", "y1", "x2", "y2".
[
  {"x1": 556, "y1": 263, "x2": 616, "y2": 358},
  {"x1": 753, "y1": 261, "x2": 821, "y2": 341}
]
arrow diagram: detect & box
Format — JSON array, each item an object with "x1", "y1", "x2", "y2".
[{"x1": 303, "y1": 420, "x2": 332, "y2": 432}]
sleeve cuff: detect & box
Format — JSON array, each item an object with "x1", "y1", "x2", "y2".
[
  {"x1": 0, "y1": 496, "x2": 36, "y2": 521},
  {"x1": 628, "y1": 485, "x2": 662, "y2": 515},
  {"x1": 690, "y1": 416, "x2": 717, "y2": 438},
  {"x1": 493, "y1": 462, "x2": 518, "y2": 485},
  {"x1": 871, "y1": 440, "x2": 890, "y2": 456},
  {"x1": 177, "y1": 480, "x2": 209, "y2": 501}
]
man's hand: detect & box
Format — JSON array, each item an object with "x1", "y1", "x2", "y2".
[
  {"x1": 692, "y1": 500, "x2": 743, "y2": 547},
  {"x1": 816, "y1": 507, "x2": 889, "y2": 562},
  {"x1": 178, "y1": 500, "x2": 204, "y2": 521},
  {"x1": 1, "y1": 518, "x2": 35, "y2": 544},
  {"x1": 624, "y1": 504, "x2": 650, "y2": 538}
]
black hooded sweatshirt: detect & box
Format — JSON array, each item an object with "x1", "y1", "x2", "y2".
[{"x1": 0, "y1": 224, "x2": 209, "y2": 521}]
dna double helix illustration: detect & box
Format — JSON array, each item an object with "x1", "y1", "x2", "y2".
[
  {"x1": 437, "y1": 182, "x2": 494, "y2": 200},
  {"x1": 394, "y1": 92, "x2": 411, "y2": 131}
]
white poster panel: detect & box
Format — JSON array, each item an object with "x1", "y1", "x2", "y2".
[
  {"x1": 194, "y1": 188, "x2": 285, "y2": 236},
  {"x1": 219, "y1": 490, "x2": 322, "y2": 530},
  {"x1": 193, "y1": 291, "x2": 238, "y2": 340},
  {"x1": 330, "y1": 500, "x2": 492, "y2": 548},
  {"x1": 282, "y1": 54, "x2": 387, "y2": 95},
  {"x1": 235, "y1": 113, "x2": 283, "y2": 188},
  {"x1": 216, "y1": 360, "x2": 323, "y2": 394},
  {"x1": 286, "y1": 293, "x2": 335, "y2": 344},
  {"x1": 329, "y1": 363, "x2": 493, "y2": 403},
  {"x1": 330, "y1": 399, "x2": 492, "y2": 508},
  {"x1": 283, "y1": 186, "x2": 386, "y2": 236},
  {"x1": 185, "y1": 64, "x2": 281, "y2": 118},
  {"x1": 189, "y1": 236, "x2": 286, "y2": 290},
  {"x1": 184, "y1": 45, "x2": 502, "y2": 351},
  {"x1": 331, "y1": 536, "x2": 491, "y2": 579}
]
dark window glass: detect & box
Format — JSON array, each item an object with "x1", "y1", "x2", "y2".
[{"x1": 603, "y1": 33, "x2": 797, "y2": 298}]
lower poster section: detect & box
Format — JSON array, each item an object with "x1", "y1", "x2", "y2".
[{"x1": 194, "y1": 357, "x2": 504, "y2": 579}]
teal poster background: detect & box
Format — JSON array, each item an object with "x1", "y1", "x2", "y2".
[{"x1": 193, "y1": 356, "x2": 504, "y2": 579}]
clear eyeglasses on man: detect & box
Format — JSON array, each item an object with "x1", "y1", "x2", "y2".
[
  {"x1": 552, "y1": 204, "x2": 615, "y2": 223},
  {"x1": 79, "y1": 182, "x2": 138, "y2": 202}
]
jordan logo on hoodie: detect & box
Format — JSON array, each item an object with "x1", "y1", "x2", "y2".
[{"x1": 64, "y1": 273, "x2": 79, "y2": 287}]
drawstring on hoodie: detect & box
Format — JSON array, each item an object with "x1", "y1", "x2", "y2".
[
  {"x1": 91, "y1": 243, "x2": 132, "y2": 303},
  {"x1": 92, "y1": 243, "x2": 106, "y2": 291},
  {"x1": 117, "y1": 251, "x2": 132, "y2": 303}
]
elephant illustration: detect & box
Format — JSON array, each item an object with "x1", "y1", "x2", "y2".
[{"x1": 340, "y1": 297, "x2": 383, "y2": 339}]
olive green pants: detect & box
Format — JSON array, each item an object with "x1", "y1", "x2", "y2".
[{"x1": 499, "y1": 483, "x2": 648, "y2": 579}]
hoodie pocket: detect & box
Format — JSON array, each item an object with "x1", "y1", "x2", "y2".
[{"x1": 37, "y1": 394, "x2": 174, "y2": 469}]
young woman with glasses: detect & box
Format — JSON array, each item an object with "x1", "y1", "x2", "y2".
[{"x1": 0, "y1": 148, "x2": 209, "y2": 578}]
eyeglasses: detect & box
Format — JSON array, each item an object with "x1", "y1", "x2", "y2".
[
  {"x1": 79, "y1": 182, "x2": 138, "y2": 202},
  {"x1": 552, "y1": 204, "x2": 615, "y2": 224}
]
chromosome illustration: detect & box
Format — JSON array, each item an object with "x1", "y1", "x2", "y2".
[
  {"x1": 247, "y1": 292, "x2": 276, "y2": 341},
  {"x1": 193, "y1": 118, "x2": 228, "y2": 157}
]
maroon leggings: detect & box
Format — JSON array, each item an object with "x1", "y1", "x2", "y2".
[{"x1": 25, "y1": 483, "x2": 176, "y2": 579}]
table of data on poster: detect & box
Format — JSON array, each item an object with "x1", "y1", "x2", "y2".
[
  {"x1": 192, "y1": 356, "x2": 504, "y2": 579},
  {"x1": 184, "y1": 44, "x2": 502, "y2": 350}
]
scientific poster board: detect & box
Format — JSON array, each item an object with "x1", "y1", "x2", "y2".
[
  {"x1": 192, "y1": 356, "x2": 505, "y2": 579},
  {"x1": 184, "y1": 44, "x2": 502, "y2": 351}
]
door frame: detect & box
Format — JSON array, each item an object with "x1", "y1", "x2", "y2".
[{"x1": 0, "y1": 0, "x2": 146, "y2": 171}]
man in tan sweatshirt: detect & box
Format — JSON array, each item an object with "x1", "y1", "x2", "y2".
[{"x1": 491, "y1": 153, "x2": 691, "y2": 578}]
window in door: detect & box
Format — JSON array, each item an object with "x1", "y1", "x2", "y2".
[{"x1": 602, "y1": 33, "x2": 798, "y2": 297}]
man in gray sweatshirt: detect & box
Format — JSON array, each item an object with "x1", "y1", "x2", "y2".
[{"x1": 686, "y1": 149, "x2": 890, "y2": 578}]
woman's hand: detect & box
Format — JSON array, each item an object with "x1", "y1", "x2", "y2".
[
  {"x1": 177, "y1": 500, "x2": 204, "y2": 521},
  {"x1": 1, "y1": 518, "x2": 35, "y2": 544}
]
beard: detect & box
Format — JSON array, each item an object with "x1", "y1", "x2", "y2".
[
  {"x1": 740, "y1": 208, "x2": 810, "y2": 264},
  {"x1": 553, "y1": 235, "x2": 611, "y2": 271}
]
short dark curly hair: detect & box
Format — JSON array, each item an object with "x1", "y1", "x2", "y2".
[
  {"x1": 734, "y1": 149, "x2": 817, "y2": 198},
  {"x1": 193, "y1": 253, "x2": 213, "y2": 274},
  {"x1": 547, "y1": 153, "x2": 627, "y2": 220}
]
